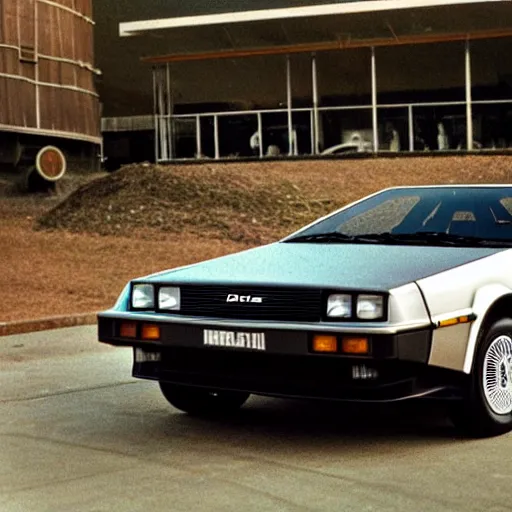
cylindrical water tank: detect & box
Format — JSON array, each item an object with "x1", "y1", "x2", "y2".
[{"x1": 0, "y1": 0, "x2": 101, "y2": 179}]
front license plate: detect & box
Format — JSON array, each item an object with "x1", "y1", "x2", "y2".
[
  {"x1": 134, "y1": 348, "x2": 162, "y2": 363},
  {"x1": 203, "y1": 329, "x2": 266, "y2": 351}
]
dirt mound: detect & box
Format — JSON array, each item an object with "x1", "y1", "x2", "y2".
[
  {"x1": 36, "y1": 164, "x2": 337, "y2": 243},
  {"x1": 36, "y1": 156, "x2": 512, "y2": 243}
]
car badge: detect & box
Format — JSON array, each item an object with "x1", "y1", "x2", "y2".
[{"x1": 226, "y1": 294, "x2": 263, "y2": 304}]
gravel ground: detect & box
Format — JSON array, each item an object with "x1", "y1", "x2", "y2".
[{"x1": 1, "y1": 155, "x2": 511, "y2": 322}]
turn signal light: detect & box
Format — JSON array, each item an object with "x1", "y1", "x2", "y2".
[
  {"x1": 438, "y1": 315, "x2": 473, "y2": 328},
  {"x1": 312, "y1": 335, "x2": 338, "y2": 353},
  {"x1": 142, "y1": 324, "x2": 161, "y2": 341},
  {"x1": 342, "y1": 337, "x2": 370, "y2": 355},
  {"x1": 120, "y1": 322, "x2": 137, "y2": 338}
]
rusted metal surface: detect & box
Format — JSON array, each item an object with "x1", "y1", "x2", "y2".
[{"x1": 0, "y1": 0, "x2": 100, "y2": 143}]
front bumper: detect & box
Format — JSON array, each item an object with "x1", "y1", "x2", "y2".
[
  {"x1": 98, "y1": 314, "x2": 432, "y2": 360},
  {"x1": 98, "y1": 314, "x2": 463, "y2": 401}
]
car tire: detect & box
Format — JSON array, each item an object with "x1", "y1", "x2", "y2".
[
  {"x1": 450, "y1": 318, "x2": 512, "y2": 438},
  {"x1": 159, "y1": 382, "x2": 250, "y2": 416}
]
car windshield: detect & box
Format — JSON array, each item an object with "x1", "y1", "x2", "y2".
[{"x1": 285, "y1": 187, "x2": 512, "y2": 247}]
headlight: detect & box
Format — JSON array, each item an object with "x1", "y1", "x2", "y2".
[
  {"x1": 158, "y1": 287, "x2": 181, "y2": 311},
  {"x1": 357, "y1": 295, "x2": 384, "y2": 320},
  {"x1": 131, "y1": 284, "x2": 154, "y2": 309},
  {"x1": 327, "y1": 294, "x2": 352, "y2": 318}
]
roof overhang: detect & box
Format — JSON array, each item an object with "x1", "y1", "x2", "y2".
[
  {"x1": 120, "y1": 0, "x2": 508, "y2": 36},
  {"x1": 119, "y1": 0, "x2": 512, "y2": 63}
]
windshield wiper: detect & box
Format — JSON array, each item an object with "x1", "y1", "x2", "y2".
[
  {"x1": 285, "y1": 231, "x2": 512, "y2": 247},
  {"x1": 331, "y1": 232, "x2": 478, "y2": 246},
  {"x1": 388, "y1": 232, "x2": 512, "y2": 247},
  {"x1": 349, "y1": 233, "x2": 403, "y2": 244},
  {"x1": 286, "y1": 232, "x2": 406, "y2": 244},
  {"x1": 391, "y1": 232, "x2": 465, "y2": 245},
  {"x1": 285, "y1": 232, "x2": 357, "y2": 244}
]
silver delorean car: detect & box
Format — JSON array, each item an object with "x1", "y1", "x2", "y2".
[{"x1": 98, "y1": 185, "x2": 512, "y2": 437}]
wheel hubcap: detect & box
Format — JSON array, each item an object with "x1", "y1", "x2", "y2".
[{"x1": 483, "y1": 335, "x2": 512, "y2": 415}]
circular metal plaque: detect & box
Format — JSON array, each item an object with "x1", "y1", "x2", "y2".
[{"x1": 35, "y1": 146, "x2": 67, "y2": 181}]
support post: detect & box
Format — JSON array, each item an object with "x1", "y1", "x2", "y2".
[
  {"x1": 310, "y1": 110, "x2": 315, "y2": 155},
  {"x1": 166, "y1": 63, "x2": 173, "y2": 159},
  {"x1": 157, "y1": 68, "x2": 168, "y2": 161},
  {"x1": 371, "y1": 47, "x2": 379, "y2": 153},
  {"x1": 312, "y1": 53, "x2": 320, "y2": 155},
  {"x1": 257, "y1": 112, "x2": 263, "y2": 158},
  {"x1": 214, "y1": 115, "x2": 220, "y2": 160},
  {"x1": 408, "y1": 105, "x2": 414, "y2": 152},
  {"x1": 196, "y1": 115, "x2": 202, "y2": 158},
  {"x1": 34, "y1": 0, "x2": 40, "y2": 129},
  {"x1": 465, "y1": 39, "x2": 473, "y2": 151},
  {"x1": 286, "y1": 55, "x2": 293, "y2": 156},
  {"x1": 152, "y1": 67, "x2": 159, "y2": 162}
]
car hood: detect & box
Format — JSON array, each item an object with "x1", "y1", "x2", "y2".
[{"x1": 143, "y1": 242, "x2": 503, "y2": 291}]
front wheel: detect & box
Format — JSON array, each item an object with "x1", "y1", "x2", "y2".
[
  {"x1": 451, "y1": 318, "x2": 512, "y2": 438},
  {"x1": 159, "y1": 382, "x2": 250, "y2": 416}
]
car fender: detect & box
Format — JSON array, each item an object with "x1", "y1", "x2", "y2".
[
  {"x1": 463, "y1": 283, "x2": 512, "y2": 374},
  {"x1": 112, "y1": 283, "x2": 131, "y2": 312},
  {"x1": 417, "y1": 250, "x2": 512, "y2": 372}
]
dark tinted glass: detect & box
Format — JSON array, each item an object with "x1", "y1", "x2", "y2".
[{"x1": 293, "y1": 187, "x2": 512, "y2": 240}]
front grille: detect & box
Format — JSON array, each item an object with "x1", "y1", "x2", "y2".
[{"x1": 176, "y1": 285, "x2": 322, "y2": 322}]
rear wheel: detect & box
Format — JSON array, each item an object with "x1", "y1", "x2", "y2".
[
  {"x1": 451, "y1": 319, "x2": 512, "y2": 437},
  {"x1": 159, "y1": 382, "x2": 250, "y2": 416}
]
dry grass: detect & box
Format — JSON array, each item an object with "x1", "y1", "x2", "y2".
[
  {"x1": 0, "y1": 217, "x2": 249, "y2": 322},
  {"x1": 1, "y1": 155, "x2": 511, "y2": 323}
]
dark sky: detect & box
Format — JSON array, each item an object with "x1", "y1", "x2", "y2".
[{"x1": 108, "y1": 1, "x2": 360, "y2": 22}]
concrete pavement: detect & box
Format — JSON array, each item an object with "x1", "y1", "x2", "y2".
[{"x1": 0, "y1": 326, "x2": 511, "y2": 511}]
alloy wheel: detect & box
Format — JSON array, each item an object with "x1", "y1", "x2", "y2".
[{"x1": 483, "y1": 335, "x2": 512, "y2": 415}]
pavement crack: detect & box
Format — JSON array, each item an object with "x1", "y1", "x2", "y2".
[
  {"x1": 229, "y1": 454, "x2": 469, "y2": 510},
  {"x1": 0, "y1": 380, "x2": 140, "y2": 403},
  {"x1": 215, "y1": 477, "x2": 316, "y2": 511},
  {"x1": 0, "y1": 466, "x2": 137, "y2": 495}
]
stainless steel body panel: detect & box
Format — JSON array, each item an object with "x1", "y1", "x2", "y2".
[{"x1": 417, "y1": 249, "x2": 512, "y2": 372}]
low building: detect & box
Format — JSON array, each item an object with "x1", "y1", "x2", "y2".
[{"x1": 96, "y1": 0, "x2": 512, "y2": 165}]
